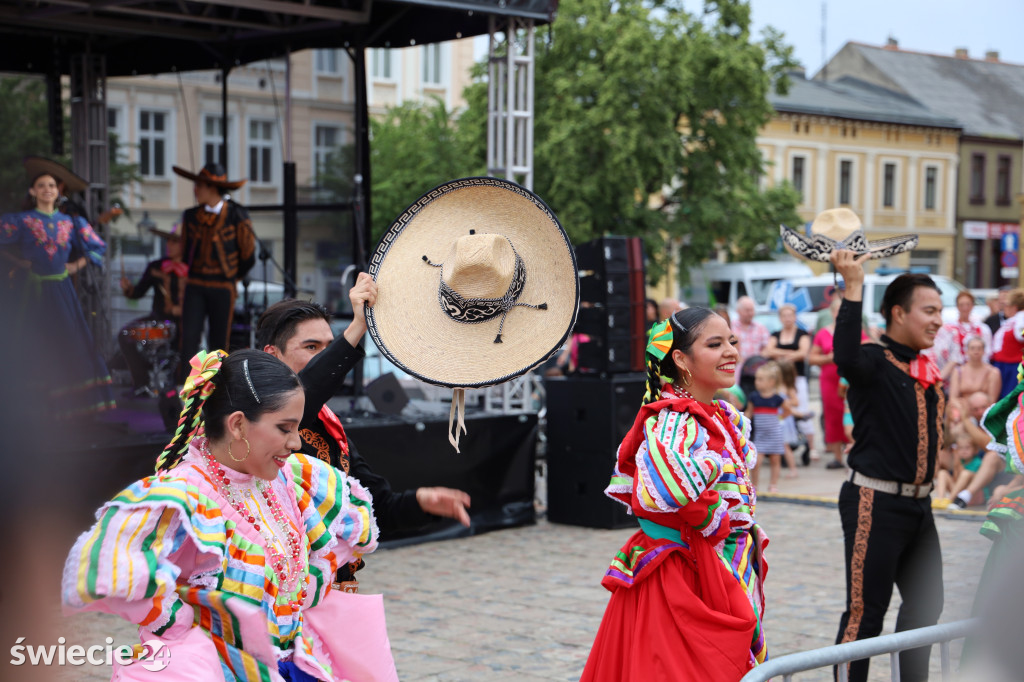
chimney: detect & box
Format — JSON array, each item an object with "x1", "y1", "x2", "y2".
[
  {"x1": 955, "y1": 48, "x2": 969, "y2": 59},
  {"x1": 985, "y1": 50, "x2": 1000, "y2": 62},
  {"x1": 885, "y1": 37, "x2": 899, "y2": 50}
]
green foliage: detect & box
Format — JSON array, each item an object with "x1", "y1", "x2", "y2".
[
  {"x1": 0, "y1": 77, "x2": 51, "y2": 211},
  {"x1": 318, "y1": 97, "x2": 482, "y2": 244},
  {"x1": 458, "y1": 0, "x2": 798, "y2": 285}
]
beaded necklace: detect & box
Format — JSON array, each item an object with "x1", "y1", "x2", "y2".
[{"x1": 199, "y1": 440, "x2": 307, "y2": 606}]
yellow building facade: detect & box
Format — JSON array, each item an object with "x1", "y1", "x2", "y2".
[{"x1": 758, "y1": 107, "x2": 960, "y2": 276}]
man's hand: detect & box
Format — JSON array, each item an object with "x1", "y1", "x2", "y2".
[
  {"x1": 415, "y1": 487, "x2": 472, "y2": 527},
  {"x1": 119, "y1": 276, "x2": 132, "y2": 294},
  {"x1": 829, "y1": 250, "x2": 871, "y2": 303},
  {"x1": 342, "y1": 272, "x2": 378, "y2": 347}
]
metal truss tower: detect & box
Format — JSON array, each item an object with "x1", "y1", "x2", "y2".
[{"x1": 487, "y1": 16, "x2": 535, "y2": 191}]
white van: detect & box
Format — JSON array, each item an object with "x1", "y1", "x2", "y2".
[{"x1": 682, "y1": 260, "x2": 815, "y2": 311}]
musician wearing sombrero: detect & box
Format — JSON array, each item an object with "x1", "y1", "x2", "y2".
[
  {"x1": 118, "y1": 222, "x2": 187, "y2": 392},
  {"x1": 173, "y1": 162, "x2": 256, "y2": 380}
]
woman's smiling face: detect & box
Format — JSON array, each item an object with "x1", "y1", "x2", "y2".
[
  {"x1": 229, "y1": 388, "x2": 305, "y2": 480},
  {"x1": 672, "y1": 313, "x2": 739, "y2": 394}
]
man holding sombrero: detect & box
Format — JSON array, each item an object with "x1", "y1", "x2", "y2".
[
  {"x1": 785, "y1": 209, "x2": 943, "y2": 682},
  {"x1": 118, "y1": 222, "x2": 186, "y2": 392},
  {"x1": 173, "y1": 162, "x2": 255, "y2": 378}
]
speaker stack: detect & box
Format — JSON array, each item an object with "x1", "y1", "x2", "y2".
[
  {"x1": 544, "y1": 235, "x2": 648, "y2": 529},
  {"x1": 573, "y1": 236, "x2": 647, "y2": 374}
]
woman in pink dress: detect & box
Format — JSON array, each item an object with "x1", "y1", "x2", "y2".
[{"x1": 811, "y1": 297, "x2": 849, "y2": 469}]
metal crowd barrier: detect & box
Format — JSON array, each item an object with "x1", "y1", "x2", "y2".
[{"x1": 739, "y1": 619, "x2": 979, "y2": 682}]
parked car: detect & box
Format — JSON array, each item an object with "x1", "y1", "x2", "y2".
[{"x1": 778, "y1": 272, "x2": 982, "y2": 332}]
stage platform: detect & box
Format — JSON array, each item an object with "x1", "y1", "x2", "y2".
[{"x1": 42, "y1": 393, "x2": 540, "y2": 546}]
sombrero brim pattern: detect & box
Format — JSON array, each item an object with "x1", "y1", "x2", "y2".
[
  {"x1": 780, "y1": 225, "x2": 919, "y2": 263},
  {"x1": 24, "y1": 156, "x2": 88, "y2": 194},
  {"x1": 171, "y1": 166, "x2": 246, "y2": 190},
  {"x1": 366, "y1": 177, "x2": 579, "y2": 389}
]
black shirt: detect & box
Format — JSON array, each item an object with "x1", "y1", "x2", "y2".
[
  {"x1": 771, "y1": 328, "x2": 809, "y2": 377},
  {"x1": 984, "y1": 312, "x2": 1005, "y2": 336},
  {"x1": 834, "y1": 299, "x2": 944, "y2": 485}
]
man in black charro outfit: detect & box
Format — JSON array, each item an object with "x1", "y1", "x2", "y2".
[
  {"x1": 174, "y1": 162, "x2": 255, "y2": 379},
  {"x1": 830, "y1": 249, "x2": 946, "y2": 682},
  {"x1": 256, "y1": 274, "x2": 471, "y2": 590}
]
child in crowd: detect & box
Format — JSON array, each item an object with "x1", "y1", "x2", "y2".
[
  {"x1": 777, "y1": 360, "x2": 802, "y2": 476},
  {"x1": 746, "y1": 362, "x2": 790, "y2": 492}
]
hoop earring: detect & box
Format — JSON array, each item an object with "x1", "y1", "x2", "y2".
[
  {"x1": 679, "y1": 365, "x2": 693, "y2": 387},
  {"x1": 228, "y1": 437, "x2": 250, "y2": 462}
]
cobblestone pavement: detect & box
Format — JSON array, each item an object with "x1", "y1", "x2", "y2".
[{"x1": 51, "y1": 495, "x2": 990, "y2": 682}]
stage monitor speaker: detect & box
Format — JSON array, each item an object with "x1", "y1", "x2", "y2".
[
  {"x1": 365, "y1": 372, "x2": 410, "y2": 415},
  {"x1": 544, "y1": 374, "x2": 645, "y2": 529}
]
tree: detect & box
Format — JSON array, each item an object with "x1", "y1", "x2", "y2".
[
  {"x1": 460, "y1": 0, "x2": 800, "y2": 285},
  {"x1": 319, "y1": 97, "x2": 482, "y2": 244}
]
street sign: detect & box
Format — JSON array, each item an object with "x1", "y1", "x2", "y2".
[
  {"x1": 1002, "y1": 267, "x2": 1019, "y2": 280},
  {"x1": 1002, "y1": 250, "x2": 1019, "y2": 268},
  {"x1": 1002, "y1": 232, "x2": 1018, "y2": 254}
]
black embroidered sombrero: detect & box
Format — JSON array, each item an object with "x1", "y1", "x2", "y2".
[
  {"x1": 366, "y1": 178, "x2": 579, "y2": 448},
  {"x1": 780, "y1": 208, "x2": 919, "y2": 262},
  {"x1": 172, "y1": 162, "x2": 247, "y2": 190}
]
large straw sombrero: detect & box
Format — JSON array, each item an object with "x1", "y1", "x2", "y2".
[
  {"x1": 780, "y1": 208, "x2": 919, "y2": 262},
  {"x1": 172, "y1": 162, "x2": 247, "y2": 190},
  {"x1": 23, "y1": 156, "x2": 88, "y2": 193},
  {"x1": 366, "y1": 177, "x2": 579, "y2": 392}
]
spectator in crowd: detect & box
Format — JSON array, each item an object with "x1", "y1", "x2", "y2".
[
  {"x1": 935, "y1": 392, "x2": 996, "y2": 508},
  {"x1": 990, "y1": 288, "x2": 1024, "y2": 399},
  {"x1": 984, "y1": 286, "x2": 1009, "y2": 336},
  {"x1": 658, "y1": 297, "x2": 684, "y2": 321},
  {"x1": 764, "y1": 304, "x2": 815, "y2": 460},
  {"x1": 816, "y1": 282, "x2": 876, "y2": 339},
  {"x1": 746, "y1": 361, "x2": 789, "y2": 493},
  {"x1": 645, "y1": 298, "x2": 659, "y2": 332},
  {"x1": 734, "y1": 295, "x2": 770, "y2": 379},
  {"x1": 810, "y1": 296, "x2": 850, "y2": 470},
  {"x1": 713, "y1": 303, "x2": 732, "y2": 327},
  {"x1": 948, "y1": 336, "x2": 1000, "y2": 405},
  {"x1": 929, "y1": 291, "x2": 992, "y2": 384}
]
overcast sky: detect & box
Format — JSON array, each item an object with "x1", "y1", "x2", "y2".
[
  {"x1": 475, "y1": 2, "x2": 1024, "y2": 74},
  {"x1": 727, "y1": 0, "x2": 1024, "y2": 75}
]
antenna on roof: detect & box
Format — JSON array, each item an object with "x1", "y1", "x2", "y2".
[{"x1": 820, "y1": 2, "x2": 827, "y2": 80}]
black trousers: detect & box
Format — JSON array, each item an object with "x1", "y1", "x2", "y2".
[
  {"x1": 835, "y1": 480, "x2": 944, "y2": 682},
  {"x1": 180, "y1": 281, "x2": 236, "y2": 379}
]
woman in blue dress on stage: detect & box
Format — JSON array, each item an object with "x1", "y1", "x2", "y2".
[{"x1": 1, "y1": 169, "x2": 115, "y2": 416}]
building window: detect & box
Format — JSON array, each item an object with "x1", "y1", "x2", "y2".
[
  {"x1": 138, "y1": 110, "x2": 168, "y2": 178},
  {"x1": 883, "y1": 163, "x2": 896, "y2": 208},
  {"x1": 313, "y1": 124, "x2": 342, "y2": 182},
  {"x1": 315, "y1": 49, "x2": 341, "y2": 75},
  {"x1": 370, "y1": 49, "x2": 393, "y2": 80},
  {"x1": 202, "y1": 115, "x2": 231, "y2": 174},
  {"x1": 909, "y1": 249, "x2": 942, "y2": 275},
  {"x1": 423, "y1": 44, "x2": 443, "y2": 85},
  {"x1": 839, "y1": 159, "x2": 853, "y2": 205},
  {"x1": 248, "y1": 119, "x2": 275, "y2": 184},
  {"x1": 970, "y1": 153, "x2": 986, "y2": 204},
  {"x1": 924, "y1": 166, "x2": 938, "y2": 210},
  {"x1": 997, "y1": 155, "x2": 1012, "y2": 206},
  {"x1": 791, "y1": 156, "x2": 805, "y2": 200}
]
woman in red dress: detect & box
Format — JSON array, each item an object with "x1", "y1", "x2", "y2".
[{"x1": 580, "y1": 307, "x2": 769, "y2": 682}]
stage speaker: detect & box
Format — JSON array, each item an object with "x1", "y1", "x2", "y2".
[
  {"x1": 365, "y1": 372, "x2": 410, "y2": 415},
  {"x1": 574, "y1": 236, "x2": 647, "y2": 375},
  {"x1": 544, "y1": 374, "x2": 645, "y2": 529}
]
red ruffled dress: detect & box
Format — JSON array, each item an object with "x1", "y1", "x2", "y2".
[{"x1": 580, "y1": 384, "x2": 769, "y2": 682}]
